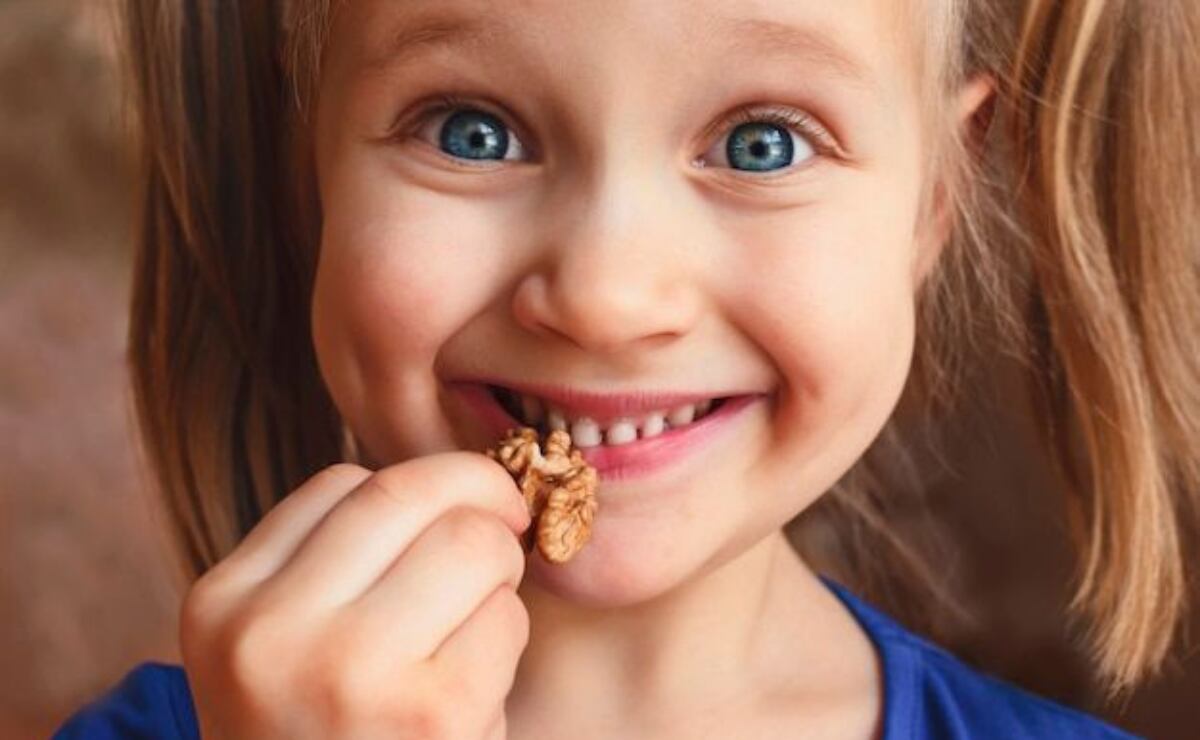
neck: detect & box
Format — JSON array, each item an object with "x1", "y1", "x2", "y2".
[{"x1": 508, "y1": 531, "x2": 857, "y2": 734}]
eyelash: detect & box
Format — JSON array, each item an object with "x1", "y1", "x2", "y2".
[
  {"x1": 710, "y1": 105, "x2": 842, "y2": 162},
  {"x1": 399, "y1": 94, "x2": 844, "y2": 169}
]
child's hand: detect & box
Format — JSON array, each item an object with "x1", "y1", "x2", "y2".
[{"x1": 178, "y1": 453, "x2": 533, "y2": 740}]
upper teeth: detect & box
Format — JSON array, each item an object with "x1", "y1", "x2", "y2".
[{"x1": 512, "y1": 393, "x2": 716, "y2": 448}]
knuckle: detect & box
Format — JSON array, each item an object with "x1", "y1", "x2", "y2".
[
  {"x1": 309, "y1": 462, "x2": 371, "y2": 497},
  {"x1": 399, "y1": 704, "x2": 451, "y2": 739},
  {"x1": 503, "y1": 530, "x2": 528, "y2": 584},
  {"x1": 320, "y1": 461, "x2": 369, "y2": 484},
  {"x1": 179, "y1": 574, "x2": 216, "y2": 636},
  {"x1": 419, "y1": 667, "x2": 484, "y2": 738},
  {"x1": 179, "y1": 570, "x2": 234, "y2": 654},
  {"x1": 308, "y1": 660, "x2": 369, "y2": 730},
  {"x1": 348, "y1": 472, "x2": 411, "y2": 515},
  {"x1": 495, "y1": 585, "x2": 531, "y2": 647},
  {"x1": 441, "y1": 508, "x2": 509, "y2": 559},
  {"x1": 389, "y1": 679, "x2": 457, "y2": 739},
  {"x1": 218, "y1": 602, "x2": 288, "y2": 695}
]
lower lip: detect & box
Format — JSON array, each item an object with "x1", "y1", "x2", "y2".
[{"x1": 450, "y1": 383, "x2": 763, "y2": 482}]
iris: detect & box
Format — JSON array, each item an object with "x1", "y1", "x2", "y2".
[
  {"x1": 726, "y1": 122, "x2": 794, "y2": 172},
  {"x1": 438, "y1": 109, "x2": 510, "y2": 160}
]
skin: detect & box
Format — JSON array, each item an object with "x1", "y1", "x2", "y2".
[{"x1": 297, "y1": 0, "x2": 994, "y2": 736}]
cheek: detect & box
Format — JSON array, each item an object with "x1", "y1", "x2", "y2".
[
  {"x1": 723, "y1": 201, "x2": 918, "y2": 438},
  {"x1": 309, "y1": 169, "x2": 514, "y2": 455},
  {"x1": 316, "y1": 196, "x2": 500, "y2": 352}
]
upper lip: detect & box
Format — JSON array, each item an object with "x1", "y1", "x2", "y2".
[{"x1": 461, "y1": 379, "x2": 757, "y2": 423}]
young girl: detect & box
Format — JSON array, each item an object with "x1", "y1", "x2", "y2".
[{"x1": 55, "y1": 0, "x2": 1198, "y2": 737}]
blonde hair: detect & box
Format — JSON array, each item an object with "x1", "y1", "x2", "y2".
[
  {"x1": 928, "y1": 0, "x2": 1200, "y2": 696},
  {"x1": 120, "y1": 0, "x2": 1199, "y2": 697}
]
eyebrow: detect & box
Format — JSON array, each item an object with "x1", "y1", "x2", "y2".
[
  {"x1": 713, "y1": 17, "x2": 880, "y2": 94},
  {"x1": 361, "y1": 13, "x2": 494, "y2": 74},
  {"x1": 362, "y1": 12, "x2": 880, "y2": 95}
]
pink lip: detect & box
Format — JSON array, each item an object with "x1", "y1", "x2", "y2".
[
  {"x1": 450, "y1": 382, "x2": 764, "y2": 482},
  {"x1": 455, "y1": 378, "x2": 731, "y2": 425}
]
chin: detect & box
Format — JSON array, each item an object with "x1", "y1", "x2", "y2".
[{"x1": 519, "y1": 513, "x2": 726, "y2": 608}]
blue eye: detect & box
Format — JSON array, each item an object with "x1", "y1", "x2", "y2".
[
  {"x1": 698, "y1": 106, "x2": 832, "y2": 175},
  {"x1": 412, "y1": 99, "x2": 529, "y2": 164}
]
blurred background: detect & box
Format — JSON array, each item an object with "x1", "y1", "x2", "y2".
[{"x1": 0, "y1": 1, "x2": 1195, "y2": 738}]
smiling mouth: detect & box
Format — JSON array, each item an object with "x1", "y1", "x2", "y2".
[{"x1": 485, "y1": 384, "x2": 730, "y2": 448}]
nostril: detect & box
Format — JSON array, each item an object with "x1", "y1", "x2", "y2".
[{"x1": 510, "y1": 264, "x2": 695, "y2": 353}]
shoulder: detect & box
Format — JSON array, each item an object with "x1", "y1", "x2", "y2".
[
  {"x1": 820, "y1": 577, "x2": 1143, "y2": 740},
  {"x1": 52, "y1": 662, "x2": 199, "y2": 740}
]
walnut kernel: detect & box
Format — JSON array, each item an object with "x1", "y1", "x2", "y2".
[{"x1": 485, "y1": 426, "x2": 599, "y2": 563}]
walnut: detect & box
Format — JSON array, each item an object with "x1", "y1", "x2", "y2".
[
  {"x1": 536, "y1": 466, "x2": 599, "y2": 564},
  {"x1": 485, "y1": 426, "x2": 599, "y2": 564},
  {"x1": 490, "y1": 427, "x2": 539, "y2": 475}
]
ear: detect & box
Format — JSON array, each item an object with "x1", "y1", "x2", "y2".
[
  {"x1": 956, "y1": 72, "x2": 997, "y2": 167},
  {"x1": 913, "y1": 72, "x2": 997, "y2": 285}
]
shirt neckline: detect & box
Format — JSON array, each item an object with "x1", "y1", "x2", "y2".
[{"x1": 817, "y1": 574, "x2": 913, "y2": 740}]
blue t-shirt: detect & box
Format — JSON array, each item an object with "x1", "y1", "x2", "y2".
[{"x1": 53, "y1": 577, "x2": 1140, "y2": 739}]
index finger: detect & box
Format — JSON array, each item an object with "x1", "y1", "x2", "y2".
[
  {"x1": 204, "y1": 463, "x2": 374, "y2": 589},
  {"x1": 259, "y1": 451, "x2": 530, "y2": 609}
]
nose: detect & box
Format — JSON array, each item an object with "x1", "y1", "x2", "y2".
[{"x1": 511, "y1": 171, "x2": 704, "y2": 354}]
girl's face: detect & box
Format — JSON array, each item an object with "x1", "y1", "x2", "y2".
[{"x1": 312, "y1": 0, "x2": 939, "y2": 603}]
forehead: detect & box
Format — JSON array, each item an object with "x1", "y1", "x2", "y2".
[{"x1": 326, "y1": 0, "x2": 916, "y2": 102}]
